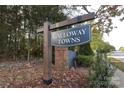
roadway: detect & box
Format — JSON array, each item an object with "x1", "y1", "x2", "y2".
[
  {"x1": 109, "y1": 51, "x2": 124, "y2": 87},
  {"x1": 108, "y1": 51, "x2": 124, "y2": 62}
]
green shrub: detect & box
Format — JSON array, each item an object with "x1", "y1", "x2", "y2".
[
  {"x1": 77, "y1": 55, "x2": 94, "y2": 67},
  {"x1": 89, "y1": 52, "x2": 116, "y2": 88}
]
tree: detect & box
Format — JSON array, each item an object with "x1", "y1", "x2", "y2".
[
  {"x1": 0, "y1": 5, "x2": 67, "y2": 60},
  {"x1": 0, "y1": 5, "x2": 123, "y2": 60},
  {"x1": 0, "y1": 23, "x2": 10, "y2": 56},
  {"x1": 91, "y1": 26, "x2": 115, "y2": 53},
  {"x1": 66, "y1": 5, "x2": 124, "y2": 33},
  {"x1": 78, "y1": 43, "x2": 94, "y2": 55},
  {"x1": 119, "y1": 47, "x2": 124, "y2": 52},
  {"x1": 90, "y1": 26, "x2": 103, "y2": 52}
]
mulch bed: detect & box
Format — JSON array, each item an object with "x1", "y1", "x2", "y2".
[{"x1": 0, "y1": 60, "x2": 89, "y2": 88}]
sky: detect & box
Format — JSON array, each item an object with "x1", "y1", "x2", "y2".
[{"x1": 103, "y1": 16, "x2": 124, "y2": 50}]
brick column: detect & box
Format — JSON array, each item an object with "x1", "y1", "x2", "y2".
[{"x1": 55, "y1": 47, "x2": 68, "y2": 71}]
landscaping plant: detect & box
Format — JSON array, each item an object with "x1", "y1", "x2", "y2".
[{"x1": 89, "y1": 52, "x2": 116, "y2": 88}]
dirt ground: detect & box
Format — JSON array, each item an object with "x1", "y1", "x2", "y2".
[{"x1": 0, "y1": 59, "x2": 89, "y2": 88}]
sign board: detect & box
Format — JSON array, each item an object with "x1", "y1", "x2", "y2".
[{"x1": 51, "y1": 24, "x2": 91, "y2": 47}]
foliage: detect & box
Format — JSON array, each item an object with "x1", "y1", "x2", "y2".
[
  {"x1": 0, "y1": 5, "x2": 67, "y2": 60},
  {"x1": 119, "y1": 47, "x2": 124, "y2": 52},
  {"x1": 95, "y1": 5, "x2": 124, "y2": 33},
  {"x1": 0, "y1": 23, "x2": 10, "y2": 56},
  {"x1": 97, "y1": 42, "x2": 116, "y2": 53},
  {"x1": 68, "y1": 46, "x2": 76, "y2": 51},
  {"x1": 91, "y1": 27, "x2": 115, "y2": 53},
  {"x1": 66, "y1": 5, "x2": 124, "y2": 33},
  {"x1": 78, "y1": 43, "x2": 94, "y2": 55},
  {"x1": 91, "y1": 27, "x2": 103, "y2": 52},
  {"x1": 77, "y1": 55, "x2": 94, "y2": 67},
  {"x1": 89, "y1": 52, "x2": 116, "y2": 88},
  {"x1": 68, "y1": 43, "x2": 94, "y2": 57},
  {"x1": 0, "y1": 5, "x2": 123, "y2": 60}
]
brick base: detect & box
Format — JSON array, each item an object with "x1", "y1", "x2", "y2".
[{"x1": 55, "y1": 47, "x2": 68, "y2": 71}]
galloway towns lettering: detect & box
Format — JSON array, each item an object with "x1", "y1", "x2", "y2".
[{"x1": 51, "y1": 24, "x2": 91, "y2": 47}]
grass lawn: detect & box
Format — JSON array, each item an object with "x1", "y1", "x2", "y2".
[{"x1": 109, "y1": 57, "x2": 124, "y2": 72}]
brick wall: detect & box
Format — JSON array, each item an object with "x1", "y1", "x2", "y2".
[{"x1": 55, "y1": 47, "x2": 68, "y2": 71}]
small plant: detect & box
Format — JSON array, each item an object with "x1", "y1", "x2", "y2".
[
  {"x1": 89, "y1": 52, "x2": 116, "y2": 88},
  {"x1": 77, "y1": 55, "x2": 94, "y2": 67}
]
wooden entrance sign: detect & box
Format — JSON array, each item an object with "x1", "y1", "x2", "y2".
[{"x1": 37, "y1": 12, "x2": 96, "y2": 85}]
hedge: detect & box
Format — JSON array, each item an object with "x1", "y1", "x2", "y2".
[{"x1": 77, "y1": 55, "x2": 94, "y2": 67}]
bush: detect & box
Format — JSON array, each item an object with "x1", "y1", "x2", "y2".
[
  {"x1": 89, "y1": 52, "x2": 116, "y2": 88},
  {"x1": 77, "y1": 55, "x2": 94, "y2": 67}
]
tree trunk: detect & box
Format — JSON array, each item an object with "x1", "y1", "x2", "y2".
[{"x1": 27, "y1": 50, "x2": 30, "y2": 62}]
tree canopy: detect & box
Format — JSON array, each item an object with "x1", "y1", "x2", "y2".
[
  {"x1": 119, "y1": 47, "x2": 124, "y2": 52},
  {"x1": 0, "y1": 5, "x2": 67, "y2": 60},
  {"x1": 91, "y1": 26, "x2": 115, "y2": 53},
  {"x1": 0, "y1": 5, "x2": 123, "y2": 59}
]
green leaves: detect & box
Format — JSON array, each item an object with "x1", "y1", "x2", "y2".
[
  {"x1": 91, "y1": 27, "x2": 115, "y2": 53},
  {"x1": 96, "y1": 5, "x2": 124, "y2": 33},
  {"x1": 89, "y1": 52, "x2": 116, "y2": 88},
  {"x1": 0, "y1": 5, "x2": 67, "y2": 59},
  {"x1": 119, "y1": 47, "x2": 124, "y2": 52}
]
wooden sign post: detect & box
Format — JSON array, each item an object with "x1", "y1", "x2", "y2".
[
  {"x1": 38, "y1": 13, "x2": 96, "y2": 85},
  {"x1": 42, "y1": 22, "x2": 52, "y2": 84}
]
